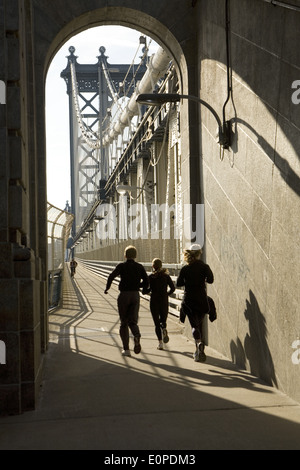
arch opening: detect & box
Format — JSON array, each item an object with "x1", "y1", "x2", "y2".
[{"x1": 45, "y1": 13, "x2": 192, "y2": 267}]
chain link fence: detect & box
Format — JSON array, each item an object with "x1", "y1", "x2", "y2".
[{"x1": 47, "y1": 203, "x2": 74, "y2": 309}]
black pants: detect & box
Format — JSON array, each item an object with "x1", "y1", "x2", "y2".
[
  {"x1": 117, "y1": 291, "x2": 141, "y2": 350},
  {"x1": 150, "y1": 296, "x2": 168, "y2": 340},
  {"x1": 181, "y1": 301, "x2": 205, "y2": 342}
]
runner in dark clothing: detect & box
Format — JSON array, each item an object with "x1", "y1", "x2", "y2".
[
  {"x1": 177, "y1": 244, "x2": 214, "y2": 362},
  {"x1": 147, "y1": 258, "x2": 175, "y2": 350},
  {"x1": 104, "y1": 246, "x2": 149, "y2": 357},
  {"x1": 70, "y1": 258, "x2": 78, "y2": 277}
]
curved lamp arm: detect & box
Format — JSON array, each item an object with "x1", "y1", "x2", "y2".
[
  {"x1": 136, "y1": 93, "x2": 231, "y2": 149},
  {"x1": 116, "y1": 184, "x2": 151, "y2": 195}
]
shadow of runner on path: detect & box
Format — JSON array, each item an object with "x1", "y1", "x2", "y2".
[
  {"x1": 0, "y1": 341, "x2": 299, "y2": 450},
  {"x1": 1, "y1": 270, "x2": 299, "y2": 450}
]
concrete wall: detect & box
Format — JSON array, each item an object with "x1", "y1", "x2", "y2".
[{"x1": 198, "y1": 0, "x2": 300, "y2": 401}]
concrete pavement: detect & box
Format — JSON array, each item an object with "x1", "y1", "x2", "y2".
[{"x1": 0, "y1": 263, "x2": 300, "y2": 451}]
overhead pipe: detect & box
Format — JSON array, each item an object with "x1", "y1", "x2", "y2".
[
  {"x1": 102, "y1": 46, "x2": 172, "y2": 146},
  {"x1": 222, "y1": 0, "x2": 233, "y2": 137}
]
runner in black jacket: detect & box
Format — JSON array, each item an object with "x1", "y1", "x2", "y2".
[
  {"x1": 105, "y1": 246, "x2": 149, "y2": 357},
  {"x1": 177, "y1": 244, "x2": 214, "y2": 362},
  {"x1": 147, "y1": 258, "x2": 175, "y2": 350}
]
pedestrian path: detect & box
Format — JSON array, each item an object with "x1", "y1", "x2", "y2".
[{"x1": 0, "y1": 264, "x2": 300, "y2": 450}]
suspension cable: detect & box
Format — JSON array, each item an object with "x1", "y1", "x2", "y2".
[
  {"x1": 70, "y1": 61, "x2": 101, "y2": 149},
  {"x1": 70, "y1": 37, "x2": 155, "y2": 154},
  {"x1": 99, "y1": 42, "x2": 146, "y2": 143},
  {"x1": 129, "y1": 106, "x2": 172, "y2": 201},
  {"x1": 121, "y1": 41, "x2": 143, "y2": 92},
  {"x1": 122, "y1": 42, "x2": 152, "y2": 98},
  {"x1": 101, "y1": 61, "x2": 124, "y2": 113}
]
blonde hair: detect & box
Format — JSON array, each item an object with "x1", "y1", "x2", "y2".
[
  {"x1": 183, "y1": 248, "x2": 202, "y2": 264},
  {"x1": 125, "y1": 245, "x2": 137, "y2": 259},
  {"x1": 152, "y1": 258, "x2": 169, "y2": 274}
]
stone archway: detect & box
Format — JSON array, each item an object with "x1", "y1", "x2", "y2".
[{"x1": 0, "y1": 0, "x2": 199, "y2": 415}]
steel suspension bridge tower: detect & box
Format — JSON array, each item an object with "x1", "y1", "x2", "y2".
[{"x1": 60, "y1": 43, "x2": 148, "y2": 244}]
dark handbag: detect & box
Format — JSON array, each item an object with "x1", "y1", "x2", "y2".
[{"x1": 207, "y1": 296, "x2": 217, "y2": 322}]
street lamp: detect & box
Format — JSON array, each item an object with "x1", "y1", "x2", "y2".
[
  {"x1": 116, "y1": 183, "x2": 151, "y2": 195},
  {"x1": 136, "y1": 93, "x2": 231, "y2": 149},
  {"x1": 116, "y1": 184, "x2": 129, "y2": 195}
]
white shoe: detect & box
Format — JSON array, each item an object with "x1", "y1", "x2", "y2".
[
  {"x1": 122, "y1": 349, "x2": 131, "y2": 357},
  {"x1": 157, "y1": 341, "x2": 164, "y2": 350}
]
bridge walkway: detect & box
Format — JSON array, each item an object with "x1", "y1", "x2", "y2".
[{"x1": 0, "y1": 263, "x2": 300, "y2": 450}]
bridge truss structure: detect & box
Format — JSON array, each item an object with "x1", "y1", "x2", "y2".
[{"x1": 60, "y1": 41, "x2": 149, "y2": 239}]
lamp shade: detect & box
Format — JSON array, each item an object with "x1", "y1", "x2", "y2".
[
  {"x1": 116, "y1": 184, "x2": 130, "y2": 195},
  {"x1": 136, "y1": 93, "x2": 181, "y2": 105}
]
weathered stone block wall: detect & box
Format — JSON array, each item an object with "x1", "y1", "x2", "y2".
[
  {"x1": 0, "y1": 0, "x2": 46, "y2": 416},
  {"x1": 198, "y1": 0, "x2": 300, "y2": 402}
]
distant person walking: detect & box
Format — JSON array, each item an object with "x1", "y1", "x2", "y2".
[
  {"x1": 147, "y1": 258, "x2": 175, "y2": 350},
  {"x1": 177, "y1": 244, "x2": 214, "y2": 362},
  {"x1": 70, "y1": 258, "x2": 78, "y2": 277},
  {"x1": 104, "y1": 246, "x2": 149, "y2": 357}
]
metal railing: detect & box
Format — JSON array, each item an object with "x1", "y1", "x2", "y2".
[{"x1": 77, "y1": 258, "x2": 184, "y2": 317}]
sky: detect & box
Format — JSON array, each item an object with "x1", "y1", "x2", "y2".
[{"x1": 46, "y1": 26, "x2": 159, "y2": 210}]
